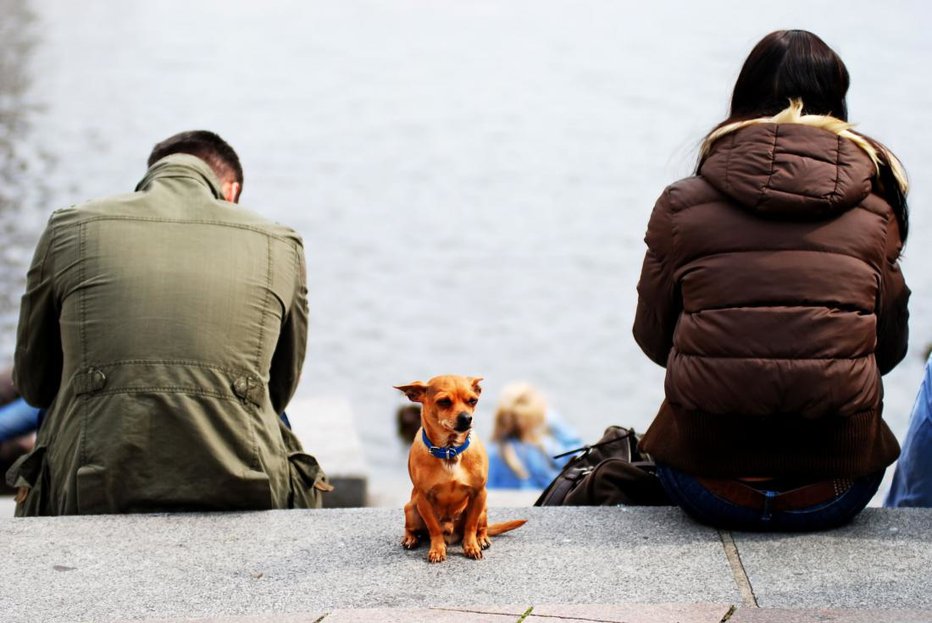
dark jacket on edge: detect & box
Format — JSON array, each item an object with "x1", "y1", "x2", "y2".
[
  {"x1": 634, "y1": 109, "x2": 909, "y2": 479},
  {"x1": 8, "y1": 154, "x2": 327, "y2": 515}
]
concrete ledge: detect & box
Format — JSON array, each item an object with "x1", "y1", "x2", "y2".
[
  {"x1": 2, "y1": 507, "x2": 931, "y2": 622},
  {"x1": 289, "y1": 398, "x2": 367, "y2": 508},
  {"x1": 0, "y1": 494, "x2": 14, "y2": 517}
]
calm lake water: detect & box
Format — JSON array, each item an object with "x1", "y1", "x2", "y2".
[{"x1": 2, "y1": 0, "x2": 930, "y2": 503}]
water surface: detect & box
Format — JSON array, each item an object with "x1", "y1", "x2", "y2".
[{"x1": 3, "y1": 0, "x2": 930, "y2": 502}]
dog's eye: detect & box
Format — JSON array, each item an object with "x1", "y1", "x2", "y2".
[
  {"x1": 437, "y1": 398, "x2": 453, "y2": 408},
  {"x1": 466, "y1": 398, "x2": 478, "y2": 407}
]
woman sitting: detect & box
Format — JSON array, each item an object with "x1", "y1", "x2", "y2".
[{"x1": 634, "y1": 30, "x2": 909, "y2": 531}]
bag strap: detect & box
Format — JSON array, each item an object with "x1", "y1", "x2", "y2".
[{"x1": 552, "y1": 428, "x2": 635, "y2": 460}]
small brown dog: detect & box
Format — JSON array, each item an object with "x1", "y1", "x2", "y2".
[{"x1": 395, "y1": 375, "x2": 526, "y2": 562}]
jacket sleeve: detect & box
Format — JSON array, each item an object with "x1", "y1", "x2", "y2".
[
  {"x1": 633, "y1": 187, "x2": 680, "y2": 367},
  {"x1": 13, "y1": 219, "x2": 63, "y2": 407},
  {"x1": 268, "y1": 240, "x2": 309, "y2": 415},
  {"x1": 875, "y1": 216, "x2": 909, "y2": 375}
]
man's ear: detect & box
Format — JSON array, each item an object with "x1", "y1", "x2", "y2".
[
  {"x1": 222, "y1": 180, "x2": 241, "y2": 204},
  {"x1": 394, "y1": 381, "x2": 428, "y2": 403},
  {"x1": 469, "y1": 377, "x2": 484, "y2": 395}
]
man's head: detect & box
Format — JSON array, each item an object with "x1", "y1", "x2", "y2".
[{"x1": 148, "y1": 130, "x2": 243, "y2": 203}]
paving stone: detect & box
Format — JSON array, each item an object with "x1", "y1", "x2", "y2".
[
  {"x1": 728, "y1": 607, "x2": 932, "y2": 623},
  {"x1": 323, "y1": 608, "x2": 524, "y2": 622},
  {"x1": 134, "y1": 616, "x2": 326, "y2": 623},
  {"x1": 732, "y1": 508, "x2": 932, "y2": 609},
  {"x1": 530, "y1": 603, "x2": 735, "y2": 622}
]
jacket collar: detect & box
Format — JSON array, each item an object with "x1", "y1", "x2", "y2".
[
  {"x1": 701, "y1": 99, "x2": 907, "y2": 194},
  {"x1": 135, "y1": 153, "x2": 225, "y2": 199},
  {"x1": 697, "y1": 99, "x2": 906, "y2": 218}
]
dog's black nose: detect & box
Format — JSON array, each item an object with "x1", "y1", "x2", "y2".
[{"x1": 455, "y1": 412, "x2": 473, "y2": 431}]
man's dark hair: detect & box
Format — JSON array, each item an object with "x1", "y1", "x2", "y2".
[{"x1": 147, "y1": 130, "x2": 244, "y2": 189}]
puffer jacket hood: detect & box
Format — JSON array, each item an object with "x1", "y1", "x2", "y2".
[
  {"x1": 698, "y1": 101, "x2": 890, "y2": 219},
  {"x1": 700, "y1": 124, "x2": 875, "y2": 219}
]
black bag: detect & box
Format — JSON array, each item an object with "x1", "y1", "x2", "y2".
[{"x1": 534, "y1": 425, "x2": 670, "y2": 506}]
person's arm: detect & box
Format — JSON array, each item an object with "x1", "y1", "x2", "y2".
[
  {"x1": 13, "y1": 221, "x2": 62, "y2": 407},
  {"x1": 268, "y1": 240, "x2": 309, "y2": 414},
  {"x1": 0, "y1": 399, "x2": 42, "y2": 441},
  {"x1": 876, "y1": 216, "x2": 909, "y2": 375},
  {"x1": 884, "y1": 355, "x2": 932, "y2": 507},
  {"x1": 632, "y1": 187, "x2": 680, "y2": 367}
]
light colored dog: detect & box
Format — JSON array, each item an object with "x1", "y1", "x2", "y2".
[{"x1": 395, "y1": 375, "x2": 526, "y2": 562}]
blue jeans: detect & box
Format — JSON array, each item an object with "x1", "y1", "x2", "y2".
[
  {"x1": 0, "y1": 398, "x2": 42, "y2": 443},
  {"x1": 656, "y1": 464, "x2": 882, "y2": 532}
]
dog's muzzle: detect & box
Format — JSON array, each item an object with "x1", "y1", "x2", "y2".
[{"x1": 454, "y1": 412, "x2": 473, "y2": 432}]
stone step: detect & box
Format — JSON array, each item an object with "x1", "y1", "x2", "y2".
[{"x1": 2, "y1": 507, "x2": 931, "y2": 623}]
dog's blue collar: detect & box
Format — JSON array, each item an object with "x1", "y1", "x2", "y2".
[{"x1": 422, "y1": 428, "x2": 470, "y2": 460}]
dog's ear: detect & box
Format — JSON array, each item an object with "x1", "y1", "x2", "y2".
[
  {"x1": 468, "y1": 377, "x2": 484, "y2": 395},
  {"x1": 394, "y1": 381, "x2": 428, "y2": 403}
]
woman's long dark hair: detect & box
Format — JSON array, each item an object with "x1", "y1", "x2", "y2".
[
  {"x1": 730, "y1": 30, "x2": 850, "y2": 121},
  {"x1": 703, "y1": 30, "x2": 908, "y2": 243}
]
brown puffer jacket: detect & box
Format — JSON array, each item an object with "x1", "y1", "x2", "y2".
[{"x1": 634, "y1": 111, "x2": 909, "y2": 480}]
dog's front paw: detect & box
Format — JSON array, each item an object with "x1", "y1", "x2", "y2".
[
  {"x1": 428, "y1": 544, "x2": 447, "y2": 563},
  {"x1": 478, "y1": 535, "x2": 491, "y2": 550},
  {"x1": 463, "y1": 538, "x2": 484, "y2": 560},
  {"x1": 402, "y1": 534, "x2": 420, "y2": 550}
]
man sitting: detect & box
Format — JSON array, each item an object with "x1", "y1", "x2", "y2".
[{"x1": 7, "y1": 131, "x2": 328, "y2": 515}]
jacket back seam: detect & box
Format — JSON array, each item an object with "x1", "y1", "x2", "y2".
[{"x1": 53, "y1": 215, "x2": 297, "y2": 245}]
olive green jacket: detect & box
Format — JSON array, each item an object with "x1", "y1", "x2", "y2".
[{"x1": 8, "y1": 154, "x2": 327, "y2": 515}]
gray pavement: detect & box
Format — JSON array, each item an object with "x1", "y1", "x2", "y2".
[{"x1": 1, "y1": 507, "x2": 930, "y2": 622}]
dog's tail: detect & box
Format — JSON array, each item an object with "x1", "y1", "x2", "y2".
[{"x1": 487, "y1": 519, "x2": 527, "y2": 536}]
